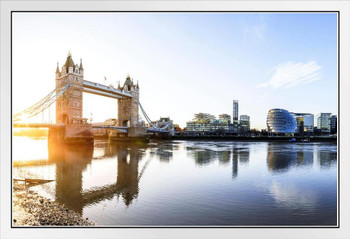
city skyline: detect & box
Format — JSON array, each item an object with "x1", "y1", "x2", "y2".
[
  {"x1": 187, "y1": 108, "x2": 336, "y2": 130},
  {"x1": 12, "y1": 13, "x2": 338, "y2": 129}
]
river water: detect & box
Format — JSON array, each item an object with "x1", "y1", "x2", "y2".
[{"x1": 12, "y1": 137, "x2": 337, "y2": 226}]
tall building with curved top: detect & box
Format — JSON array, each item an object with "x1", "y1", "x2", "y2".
[{"x1": 267, "y1": 109, "x2": 297, "y2": 134}]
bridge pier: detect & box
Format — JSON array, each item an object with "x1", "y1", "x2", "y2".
[
  {"x1": 49, "y1": 124, "x2": 94, "y2": 144},
  {"x1": 127, "y1": 126, "x2": 147, "y2": 138},
  {"x1": 107, "y1": 126, "x2": 148, "y2": 142}
]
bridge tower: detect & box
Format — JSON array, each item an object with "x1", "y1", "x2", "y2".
[
  {"x1": 55, "y1": 52, "x2": 84, "y2": 124},
  {"x1": 117, "y1": 75, "x2": 140, "y2": 127}
]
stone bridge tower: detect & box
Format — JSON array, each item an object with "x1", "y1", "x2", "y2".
[
  {"x1": 117, "y1": 75, "x2": 139, "y2": 127},
  {"x1": 55, "y1": 52, "x2": 84, "y2": 124}
]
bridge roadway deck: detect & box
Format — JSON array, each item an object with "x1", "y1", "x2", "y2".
[
  {"x1": 92, "y1": 125, "x2": 169, "y2": 134},
  {"x1": 83, "y1": 80, "x2": 132, "y2": 99},
  {"x1": 92, "y1": 125, "x2": 129, "y2": 134}
]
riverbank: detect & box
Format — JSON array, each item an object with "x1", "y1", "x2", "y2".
[{"x1": 12, "y1": 181, "x2": 94, "y2": 226}]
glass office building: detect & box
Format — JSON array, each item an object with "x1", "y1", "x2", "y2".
[
  {"x1": 303, "y1": 114, "x2": 314, "y2": 132},
  {"x1": 239, "y1": 115, "x2": 250, "y2": 133},
  {"x1": 330, "y1": 115, "x2": 337, "y2": 134},
  {"x1": 317, "y1": 113, "x2": 332, "y2": 133},
  {"x1": 267, "y1": 109, "x2": 297, "y2": 134},
  {"x1": 292, "y1": 113, "x2": 314, "y2": 133},
  {"x1": 233, "y1": 100, "x2": 239, "y2": 122}
]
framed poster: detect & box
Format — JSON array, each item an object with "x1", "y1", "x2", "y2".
[{"x1": 1, "y1": 0, "x2": 349, "y2": 238}]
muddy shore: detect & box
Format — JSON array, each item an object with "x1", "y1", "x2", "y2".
[{"x1": 12, "y1": 181, "x2": 94, "y2": 226}]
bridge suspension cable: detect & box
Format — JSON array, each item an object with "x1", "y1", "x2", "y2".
[
  {"x1": 139, "y1": 103, "x2": 157, "y2": 128},
  {"x1": 13, "y1": 83, "x2": 70, "y2": 122},
  {"x1": 138, "y1": 103, "x2": 171, "y2": 131}
]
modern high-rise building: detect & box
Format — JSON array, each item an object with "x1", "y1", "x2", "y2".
[
  {"x1": 317, "y1": 113, "x2": 332, "y2": 133},
  {"x1": 330, "y1": 115, "x2": 337, "y2": 134},
  {"x1": 233, "y1": 100, "x2": 239, "y2": 122},
  {"x1": 239, "y1": 115, "x2": 250, "y2": 133}
]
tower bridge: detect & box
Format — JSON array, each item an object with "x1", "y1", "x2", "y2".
[{"x1": 13, "y1": 52, "x2": 172, "y2": 143}]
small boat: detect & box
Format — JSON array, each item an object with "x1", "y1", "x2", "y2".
[{"x1": 289, "y1": 138, "x2": 296, "y2": 142}]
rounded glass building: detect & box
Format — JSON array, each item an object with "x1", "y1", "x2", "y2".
[{"x1": 267, "y1": 109, "x2": 297, "y2": 134}]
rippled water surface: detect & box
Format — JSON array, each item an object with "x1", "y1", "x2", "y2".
[{"x1": 13, "y1": 137, "x2": 337, "y2": 226}]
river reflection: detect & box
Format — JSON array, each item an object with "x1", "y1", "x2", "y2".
[
  {"x1": 149, "y1": 140, "x2": 174, "y2": 162},
  {"x1": 49, "y1": 144, "x2": 93, "y2": 213},
  {"x1": 266, "y1": 143, "x2": 337, "y2": 173},
  {"x1": 47, "y1": 142, "x2": 151, "y2": 213},
  {"x1": 186, "y1": 142, "x2": 253, "y2": 179},
  {"x1": 13, "y1": 138, "x2": 337, "y2": 226}
]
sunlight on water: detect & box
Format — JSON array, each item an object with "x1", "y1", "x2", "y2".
[
  {"x1": 12, "y1": 137, "x2": 337, "y2": 226},
  {"x1": 13, "y1": 137, "x2": 49, "y2": 162}
]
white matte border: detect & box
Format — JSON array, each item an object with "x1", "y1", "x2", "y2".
[{"x1": 1, "y1": 1, "x2": 349, "y2": 239}]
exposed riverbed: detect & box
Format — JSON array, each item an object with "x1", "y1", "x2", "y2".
[{"x1": 13, "y1": 181, "x2": 94, "y2": 226}]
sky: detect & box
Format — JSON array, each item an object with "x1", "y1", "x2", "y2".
[{"x1": 12, "y1": 13, "x2": 338, "y2": 129}]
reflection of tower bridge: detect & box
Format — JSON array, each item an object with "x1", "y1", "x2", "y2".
[
  {"x1": 14, "y1": 141, "x2": 173, "y2": 213},
  {"x1": 13, "y1": 52, "x2": 173, "y2": 143}
]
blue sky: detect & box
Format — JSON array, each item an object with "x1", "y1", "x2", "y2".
[{"x1": 12, "y1": 13, "x2": 338, "y2": 129}]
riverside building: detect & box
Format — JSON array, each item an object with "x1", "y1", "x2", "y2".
[
  {"x1": 267, "y1": 109, "x2": 335, "y2": 136},
  {"x1": 186, "y1": 113, "x2": 230, "y2": 132},
  {"x1": 317, "y1": 113, "x2": 332, "y2": 134},
  {"x1": 292, "y1": 113, "x2": 314, "y2": 135},
  {"x1": 330, "y1": 115, "x2": 337, "y2": 134},
  {"x1": 239, "y1": 115, "x2": 250, "y2": 133},
  {"x1": 266, "y1": 109, "x2": 297, "y2": 135},
  {"x1": 219, "y1": 114, "x2": 231, "y2": 123},
  {"x1": 233, "y1": 100, "x2": 239, "y2": 123}
]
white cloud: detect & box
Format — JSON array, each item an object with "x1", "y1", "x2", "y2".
[{"x1": 257, "y1": 61, "x2": 322, "y2": 89}]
